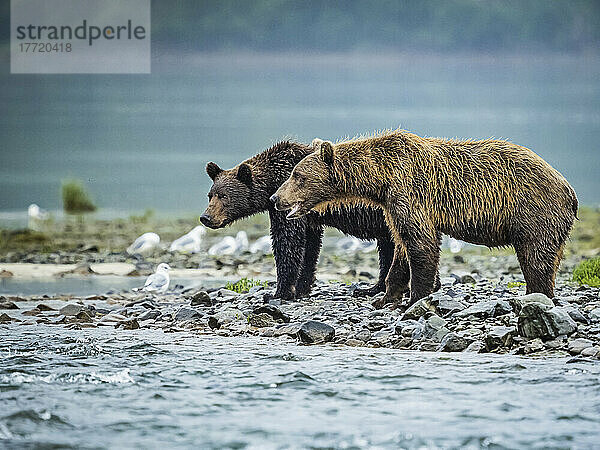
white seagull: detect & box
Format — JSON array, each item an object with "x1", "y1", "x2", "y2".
[
  {"x1": 28, "y1": 204, "x2": 49, "y2": 230},
  {"x1": 169, "y1": 226, "x2": 206, "y2": 253},
  {"x1": 127, "y1": 232, "x2": 160, "y2": 256},
  {"x1": 250, "y1": 235, "x2": 272, "y2": 254},
  {"x1": 208, "y1": 231, "x2": 249, "y2": 256},
  {"x1": 142, "y1": 263, "x2": 171, "y2": 293}
]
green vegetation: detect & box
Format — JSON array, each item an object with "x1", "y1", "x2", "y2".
[
  {"x1": 507, "y1": 281, "x2": 526, "y2": 289},
  {"x1": 61, "y1": 180, "x2": 97, "y2": 215},
  {"x1": 226, "y1": 278, "x2": 269, "y2": 293},
  {"x1": 572, "y1": 257, "x2": 600, "y2": 288},
  {"x1": 129, "y1": 209, "x2": 155, "y2": 225}
]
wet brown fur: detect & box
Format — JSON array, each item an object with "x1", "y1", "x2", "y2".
[{"x1": 274, "y1": 129, "x2": 578, "y2": 303}]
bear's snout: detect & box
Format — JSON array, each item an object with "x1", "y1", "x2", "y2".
[{"x1": 199, "y1": 213, "x2": 213, "y2": 227}]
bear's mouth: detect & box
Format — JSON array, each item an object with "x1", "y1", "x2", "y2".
[{"x1": 286, "y1": 202, "x2": 309, "y2": 220}]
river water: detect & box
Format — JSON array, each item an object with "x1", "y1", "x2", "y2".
[
  {"x1": 1, "y1": 322, "x2": 599, "y2": 448},
  {"x1": 1, "y1": 52, "x2": 599, "y2": 221}
]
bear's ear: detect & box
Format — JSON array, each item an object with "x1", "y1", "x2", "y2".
[
  {"x1": 206, "y1": 162, "x2": 223, "y2": 180},
  {"x1": 237, "y1": 163, "x2": 252, "y2": 184},
  {"x1": 311, "y1": 138, "x2": 323, "y2": 150},
  {"x1": 320, "y1": 141, "x2": 334, "y2": 165}
]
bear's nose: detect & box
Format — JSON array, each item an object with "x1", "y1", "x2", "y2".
[
  {"x1": 199, "y1": 214, "x2": 212, "y2": 227},
  {"x1": 269, "y1": 194, "x2": 279, "y2": 204}
]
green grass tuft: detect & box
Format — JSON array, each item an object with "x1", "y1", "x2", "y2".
[
  {"x1": 507, "y1": 281, "x2": 526, "y2": 289},
  {"x1": 61, "y1": 179, "x2": 97, "y2": 215},
  {"x1": 572, "y1": 257, "x2": 600, "y2": 287},
  {"x1": 225, "y1": 278, "x2": 268, "y2": 293}
]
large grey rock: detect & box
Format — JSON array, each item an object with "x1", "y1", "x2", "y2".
[
  {"x1": 60, "y1": 303, "x2": 83, "y2": 316},
  {"x1": 190, "y1": 291, "x2": 212, "y2": 307},
  {"x1": 567, "y1": 338, "x2": 593, "y2": 355},
  {"x1": 510, "y1": 293, "x2": 554, "y2": 314},
  {"x1": 297, "y1": 321, "x2": 335, "y2": 344},
  {"x1": 438, "y1": 332, "x2": 469, "y2": 352},
  {"x1": 437, "y1": 298, "x2": 466, "y2": 316},
  {"x1": 175, "y1": 307, "x2": 203, "y2": 322},
  {"x1": 485, "y1": 326, "x2": 516, "y2": 351},
  {"x1": 518, "y1": 304, "x2": 577, "y2": 340},
  {"x1": 208, "y1": 307, "x2": 245, "y2": 329},
  {"x1": 273, "y1": 322, "x2": 302, "y2": 337},
  {"x1": 402, "y1": 297, "x2": 436, "y2": 320},
  {"x1": 464, "y1": 340, "x2": 484, "y2": 353},
  {"x1": 456, "y1": 300, "x2": 512, "y2": 318},
  {"x1": 253, "y1": 305, "x2": 290, "y2": 323},
  {"x1": 422, "y1": 315, "x2": 450, "y2": 342},
  {"x1": 589, "y1": 308, "x2": 600, "y2": 323},
  {"x1": 0, "y1": 301, "x2": 18, "y2": 310},
  {"x1": 248, "y1": 313, "x2": 276, "y2": 328}
]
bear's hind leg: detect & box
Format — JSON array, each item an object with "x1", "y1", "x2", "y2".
[{"x1": 515, "y1": 241, "x2": 564, "y2": 299}]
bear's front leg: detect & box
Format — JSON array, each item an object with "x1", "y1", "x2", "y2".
[
  {"x1": 269, "y1": 210, "x2": 306, "y2": 300},
  {"x1": 353, "y1": 236, "x2": 395, "y2": 298},
  {"x1": 372, "y1": 244, "x2": 410, "y2": 308},
  {"x1": 295, "y1": 223, "x2": 324, "y2": 298}
]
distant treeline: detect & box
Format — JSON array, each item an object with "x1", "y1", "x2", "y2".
[
  {"x1": 2, "y1": 0, "x2": 599, "y2": 52},
  {"x1": 150, "y1": 0, "x2": 600, "y2": 52}
]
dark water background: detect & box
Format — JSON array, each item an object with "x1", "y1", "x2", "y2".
[
  {"x1": 1, "y1": 319, "x2": 599, "y2": 449},
  {"x1": 1, "y1": 53, "x2": 599, "y2": 218}
]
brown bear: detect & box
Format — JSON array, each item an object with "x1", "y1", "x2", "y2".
[
  {"x1": 271, "y1": 129, "x2": 578, "y2": 305},
  {"x1": 200, "y1": 140, "x2": 421, "y2": 300}
]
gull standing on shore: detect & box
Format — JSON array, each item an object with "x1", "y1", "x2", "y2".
[
  {"x1": 169, "y1": 226, "x2": 206, "y2": 253},
  {"x1": 208, "y1": 231, "x2": 249, "y2": 256},
  {"x1": 141, "y1": 263, "x2": 171, "y2": 293},
  {"x1": 127, "y1": 232, "x2": 160, "y2": 256},
  {"x1": 28, "y1": 204, "x2": 49, "y2": 231}
]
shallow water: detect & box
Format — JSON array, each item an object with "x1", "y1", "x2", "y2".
[{"x1": 1, "y1": 324, "x2": 599, "y2": 448}]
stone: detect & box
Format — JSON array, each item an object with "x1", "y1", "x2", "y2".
[
  {"x1": 422, "y1": 315, "x2": 450, "y2": 342},
  {"x1": 253, "y1": 305, "x2": 290, "y2": 323},
  {"x1": 0, "y1": 313, "x2": 17, "y2": 323},
  {"x1": 59, "y1": 303, "x2": 83, "y2": 316},
  {"x1": 438, "y1": 332, "x2": 469, "y2": 352},
  {"x1": 354, "y1": 329, "x2": 371, "y2": 342},
  {"x1": 589, "y1": 308, "x2": 600, "y2": 323},
  {"x1": 523, "y1": 338, "x2": 545, "y2": 354},
  {"x1": 36, "y1": 304, "x2": 55, "y2": 311},
  {"x1": 297, "y1": 321, "x2": 335, "y2": 344},
  {"x1": 563, "y1": 306, "x2": 588, "y2": 324},
  {"x1": 510, "y1": 293, "x2": 554, "y2": 314},
  {"x1": 581, "y1": 346, "x2": 600, "y2": 357},
  {"x1": 456, "y1": 300, "x2": 512, "y2": 318},
  {"x1": 464, "y1": 341, "x2": 484, "y2": 353},
  {"x1": 138, "y1": 310, "x2": 161, "y2": 321},
  {"x1": 248, "y1": 313, "x2": 277, "y2": 328},
  {"x1": 208, "y1": 307, "x2": 245, "y2": 329},
  {"x1": 118, "y1": 319, "x2": 140, "y2": 330},
  {"x1": 345, "y1": 338, "x2": 364, "y2": 347},
  {"x1": 485, "y1": 326, "x2": 516, "y2": 351},
  {"x1": 518, "y1": 304, "x2": 577, "y2": 340},
  {"x1": 437, "y1": 298, "x2": 466, "y2": 316},
  {"x1": 190, "y1": 291, "x2": 212, "y2": 307},
  {"x1": 0, "y1": 301, "x2": 18, "y2": 310},
  {"x1": 273, "y1": 322, "x2": 302, "y2": 337},
  {"x1": 567, "y1": 338, "x2": 593, "y2": 355},
  {"x1": 402, "y1": 297, "x2": 436, "y2": 320},
  {"x1": 175, "y1": 308, "x2": 203, "y2": 322},
  {"x1": 459, "y1": 274, "x2": 476, "y2": 284}
]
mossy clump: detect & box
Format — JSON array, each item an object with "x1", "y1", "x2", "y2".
[
  {"x1": 507, "y1": 281, "x2": 526, "y2": 289},
  {"x1": 225, "y1": 278, "x2": 268, "y2": 293},
  {"x1": 572, "y1": 257, "x2": 600, "y2": 287},
  {"x1": 61, "y1": 180, "x2": 97, "y2": 215}
]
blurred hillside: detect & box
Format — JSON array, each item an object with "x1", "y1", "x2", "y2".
[{"x1": 1, "y1": 0, "x2": 599, "y2": 53}]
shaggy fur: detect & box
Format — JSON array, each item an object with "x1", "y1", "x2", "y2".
[
  {"x1": 200, "y1": 141, "x2": 402, "y2": 300},
  {"x1": 273, "y1": 129, "x2": 578, "y2": 304}
]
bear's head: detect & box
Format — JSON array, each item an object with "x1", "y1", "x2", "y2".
[
  {"x1": 199, "y1": 161, "x2": 256, "y2": 228},
  {"x1": 270, "y1": 140, "x2": 338, "y2": 220}
]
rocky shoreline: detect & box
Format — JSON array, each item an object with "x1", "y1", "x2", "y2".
[
  {"x1": 1, "y1": 211, "x2": 599, "y2": 358},
  {"x1": 1, "y1": 268, "x2": 599, "y2": 359}
]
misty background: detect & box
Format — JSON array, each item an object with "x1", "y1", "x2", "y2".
[{"x1": 0, "y1": 0, "x2": 599, "y2": 219}]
